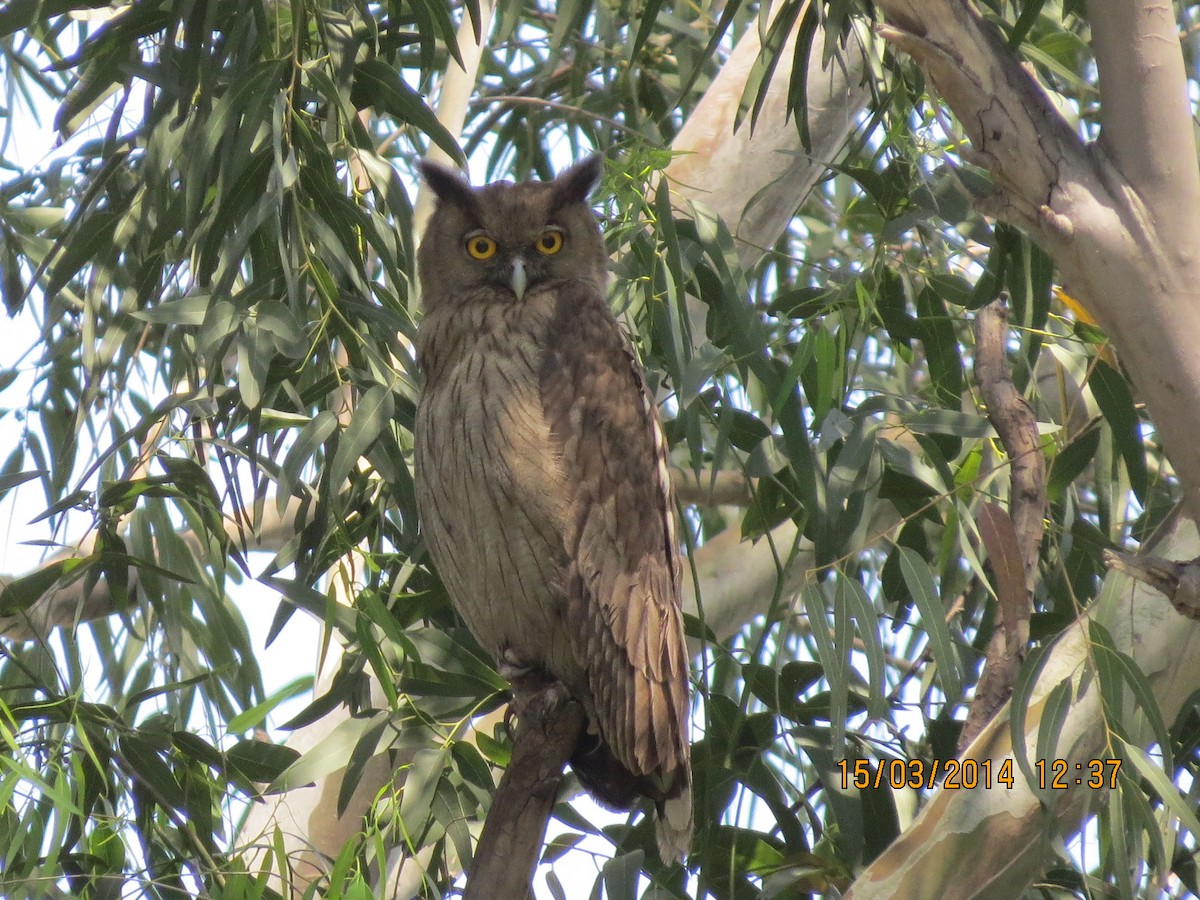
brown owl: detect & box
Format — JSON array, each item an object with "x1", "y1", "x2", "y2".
[{"x1": 413, "y1": 155, "x2": 692, "y2": 863}]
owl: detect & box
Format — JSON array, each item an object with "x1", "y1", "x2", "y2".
[{"x1": 412, "y1": 155, "x2": 692, "y2": 863}]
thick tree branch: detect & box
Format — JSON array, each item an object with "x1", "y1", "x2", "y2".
[
  {"x1": 671, "y1": 467, "x2": 754, "y2": 507},
  {"x1": 0, "y1": 467, "x2": 754, "y2": 642},
  {"x1": 0, "y1": 497, "x2": 306, "y2": 642},
  {"x1": 1105, "y1": 549, "x2": 1200, "y2": 620},
  {"x1": 1089, "y1": 0, "x2": 1200, "y2": 226},
  {"x1": 667, "y1": 10, "x2": 870, "y2": 269},
  {"x1": 874, "y1": 3, "x2": 1086, "y2": 242},
  {"x1": 876, "y1": 0, "x2": 1200, "y2": 518},
  {"x1": 463, "y1": 678, "x2": 585, "y2": 900}
]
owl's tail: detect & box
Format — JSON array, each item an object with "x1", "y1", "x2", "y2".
[
  {"x1": 571, "y1": 734, "x2": 693, "y2": 863},
  {"x1": 655, "y1": 784, "x2": 694, "y2": 864}
]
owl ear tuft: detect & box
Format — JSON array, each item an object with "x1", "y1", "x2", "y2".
[
  {"x1": 419, "y1": 160, "x2": 477, "y2": 210},
  {"x1": 553, "y1": 154, "x2": 604, "y2": 205}
]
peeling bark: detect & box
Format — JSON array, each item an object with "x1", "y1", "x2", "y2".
[{"x1": 959, "y1": 301, "x2": 1044, "y2": 750}]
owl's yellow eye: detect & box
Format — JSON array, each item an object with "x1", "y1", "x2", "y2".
[
  {"x1": 466, "y1": 234, "x2": 498, "y2": 260},
  {"x1": 535, "y1": 228, "x2": 565, "y2": 255}
]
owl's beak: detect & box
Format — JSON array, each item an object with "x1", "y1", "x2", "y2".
[{"x1": 510, "y1": 257, "x2": 528, "y2": 301}]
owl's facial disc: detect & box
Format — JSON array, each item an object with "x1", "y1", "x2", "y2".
[{"x1": 510, "y1": 257, "x2": 528, "y2": 301}]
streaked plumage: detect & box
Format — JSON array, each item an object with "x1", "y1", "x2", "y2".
[{"x1": 412, "y1": 156, "x2": 692, "y2": 861}]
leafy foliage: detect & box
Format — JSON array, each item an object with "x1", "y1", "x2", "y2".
[{"x1": 0, "y1": 0, "x2": 1195, "y2": 897}]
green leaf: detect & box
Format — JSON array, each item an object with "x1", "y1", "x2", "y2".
[
  {"x1": 328, "y1": 384, "x2": 394, "y2": 489},
  {"x1": 352, "y1": 59, "x2": 463, "y2": 164},
  {"x1": 277, "y1": 410, "x2": 337, "y2": 515},
  {"x1": 841, "y1": 578, "x2": 887, "y2": 718},
  {"x1": 916, "y1": 286, "x2": 964, "y2": 413},
  {"x1": 1089, "y1": 621, "x2": 1171, "y2": 760},
  {"x1": 1048, "y1": 422, "x2": 1101, "y2": 503},
  {"x1": 227, "y1": 677, "x2": 315, "y2": 734},
  {"x1": 132, "y1": 294, "x2": 213, "y2": 326},
  {"x1": 599, "y1": 850, "x2": 646, "y2": 900},
  {"x1": 226, "y1": 739, "x2": 303, "y2": 787},
  {"x1": 47, "y1": 209, "x2": 120, "y2": 297},
  {"x1": 905, "y1": 410, "x2": 995, "y2": 439},
  {"x1": 337, "y1": 716, "x2": 390, "y2": 816},
  {"x1": 127, "y1": 672, "x2": 214, "y2": 709},
  {"x1": 0, "y1": 556, "x2": 94, "y2": 616},
  {"x1": 0, "y1": 469, "x2": 45, "y2": 498},
  {"x1": 1008, "y1": 641, "x2": 1062, "y2": 795},
  {"x1": 271, "y1": 712, "x2": 390, "y2": 792},
  {"x1": 1089, "y1": 361, "x2": 1148, "y2": 503},
  {"x1": 801, "y1": 582, "x2": 848, "y2": 753},
  {"x1": 896, "y1": 547, "x2": 963, "y2": 705},
  {"x1": 30, "y1": 487, "x2": 94, "y2": 524},
  {"x1": 630, "y1": 0, "x2": 664, "y2": 61},
  {"x1": 120, "y1": 735, "x2": 187, "y2": 810},
  {"x1": 1122, "y1": 742, "x2": 1200, "y2": 839}
]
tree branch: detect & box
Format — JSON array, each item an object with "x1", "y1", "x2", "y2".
[
  {"x1": 875, "y1": 1, "x2": 1086, "y2": 241},
  {"x1": 1089, "y1": 0, "x2": 1200, "y2": 228},
  {"x1": 463, "y1": 677, "x2": 585, "y2": 900},
  {"x1": 959, "y1": 300, "x2": 1042, "y2": 751},
  {"x1": 671, "y1": 467, "x2": 754, "y2": 507},
  {"x1": 667, "y1": 10, "x2": 870, "y2": 269},
  {"x1": 0, "y1": 497, "x2": 306, "y2": 642},
  {"x1": 1104, "y1": 549, "x2": 1200, "y2": 620},
  {"x1": 875, "y1": 0, "x2": 1200, "y2": 518}
]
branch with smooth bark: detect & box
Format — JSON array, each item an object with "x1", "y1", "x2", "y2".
[
  {"x1": 0, "y1": 465, "x2": 757, "y2": 643},
  {"x1": 876, "y1": 0, "x2": 1200, "y2": 518},
  {"x1": 667, "y1": 10, "x2": 870, "y2": 270},
  {"x1": 1105, "y1": 549, "x2": 1200, "y2": 621},
  {"x1": 671, "y1": 466, "x2": 754, "y2": 507},
  {"x1": 0, "y1": 497, "x2": 306, "y2": 643}
]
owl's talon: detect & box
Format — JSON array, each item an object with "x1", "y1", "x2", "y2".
[{"x1": 509, "y1": 676, "x2": 570, "y2": 723}]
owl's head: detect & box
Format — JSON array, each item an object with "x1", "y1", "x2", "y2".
[{"x1": 417, "y1": 155, "x2": 607, "y2": 310}]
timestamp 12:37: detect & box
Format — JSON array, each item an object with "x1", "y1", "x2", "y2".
[{"x1": 836, "y1": 757, "x2": 1123, "y2": 791}]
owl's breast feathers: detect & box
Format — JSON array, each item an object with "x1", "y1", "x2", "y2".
[{"x1": 415, "y1": 279, "x2": 692, "y2": 861}]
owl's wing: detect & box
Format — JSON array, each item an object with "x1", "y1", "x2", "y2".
[{"x1": 539, "y1": 281, "x2": 690, "y2": 795}]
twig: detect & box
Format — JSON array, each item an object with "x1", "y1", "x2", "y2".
[{"x1": 959, "y1": 299, "x2": 1044, "y2": 752}]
